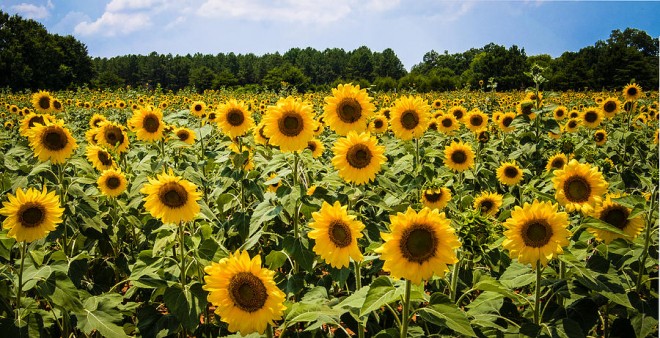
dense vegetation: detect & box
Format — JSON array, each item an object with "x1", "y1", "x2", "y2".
[{"x1": 0, "y1": 10, "x2": 658, "y2": 93}]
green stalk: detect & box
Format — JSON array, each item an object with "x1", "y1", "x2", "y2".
[
  {"x1": 159, "y1": 138, "x2": 168, "y2": 171},
  {"x1": 636, "y1": 187, "x2": 657, "y2": 293},
  {"x1": 534, "y1": 261, "x2": 542, "y2": 325},
  {"x1": 400, "y1": 280, "x2": 412, "y2": 338},
  {"x1": 557, "y1": 260, "x2": 566, "y2": 307},
  {"x1": 266, "y1": 324, "x2": 274, "y2": 338},
  {"x1": 450, "y1": 254, "x2": 461, "y2": 302},
  {"x1": 57, "y1": 164, "x2": 69, "y2": 256},
  {"x1": 292, "y1": 152, "x2": 300, "y2": 273},
  {"x1": 198, "y1": 119, "x2": 209, "y2": 205},
  {"x1": 15, "y1": 241, "x2": 27, "y2": 321},
  {"x1": 179, "y1": 221, "x2": 187, "y2": 288},
  {"x1": 355, "y1": 261, "x2": 364, "y2": 338}
]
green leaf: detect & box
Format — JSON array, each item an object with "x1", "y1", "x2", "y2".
[
  {"x1": 162, "y1": 282, "x2": 207, "y2": 331},
  {"x1": 360, "y1": 276, "x2": 397, "y2": 316},
  {"x1": 500, "y1": 262, "x2": 535, "y2": 288},
  {"x1": 265, "y1": 250, "x2": 288, "y2": 270},
  {"x1": 336, "y1": 285, "x2": 369, "y2": 310},
  {"x1": 282, "y1": 236, "x2": 314, "y2": 272},
  {"x1": 417, "y1": 303, "x2": 477, "y2": 337},
  {"x1": 35, "y1": 271, "x2": 83, "y2": 312},
  {"x1": 581, "y1": 216, "x2": 625, "y2": 235},
  {"x1": 76, "y1": 295, "x2": 129, "y2": 338},
  {"x1": 550, "y1": 318, "x2": 585, "y2": 338},
  {"x1": 472, "y1": 279, "x2": 525, "y2": 303}
]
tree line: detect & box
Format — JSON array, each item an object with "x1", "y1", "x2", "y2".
[{"x1": 1, "y1": 10, "x2": 657, "y2": 93}]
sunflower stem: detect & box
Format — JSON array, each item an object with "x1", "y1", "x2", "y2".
[
  {"x1": 198, "y1": 119, "x2": 209, "y2": 206},
  {"x1": 557, "y1": 260, "x2": 566, "y2": 307},
  {"x1": 56, "y1": 163, "x2": 69, "y2": 256},
  {"x1": 400, "y1": 279, "x2": 412, "y2": 338},
  {"x1": 15, "y1": 241, "x2": 27, "y2": 321},
  {"x1": 266, "y1": 324, "x2": 274, "y2": 338},
  {"x1": 159, "y1": 138, "x2": 168, "y2": 171},
  {"x1": 354, "y1": 261, "x2": 365, "y2": 338},
  {"x1": 178, "y1": 221, "x2": 187, "y2": 288},
  {"x1": 292, "y1": 152, "x2": 300, "y2": 274},
  {"x1": 450, "y1": 254, "x2": 461, "y2": 303},
  {"x1": 534, "y1": 260, "x2": 542, "y2": 325},
  {"x1": 636, "y1": 186, "x2": 657, "y2": 293}
]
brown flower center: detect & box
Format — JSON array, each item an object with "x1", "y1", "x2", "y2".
[
  {"x1": 555, "y1": 109, "x2": 565, "y2": 117},
  {"x1": 38, "y1": 96, "x2": 51, "y2": 110},
  {"x1": 502, "y1": 116, "x2": 513, "y2": 127},
  {"x1": 177, "y1": 130, "x2": 190, "y2": 141},
  {"x1": 307, "y1": 141, "x2": 317, "y2": 152},
  {"x1": 92, "y1": 118, "x2": 104, "y2": 128},
  {"x1": 563, "y1": 176, "x2": 591, "y2": 203},
  {"x1": 470, "y1": 115, "x2": 483, "y2": 127},
  {"x1": 451, "y1": 109, "x2": 464, "y2": 120},
  {"x1": 28, "y1": 116, "x2": 45, "y2": 128},
  {"x1": 227, "y1": 109, "x2": 245, "y2": 126},
  {"x1": 603, "y1": 101, "x2": 617, "y2": 113},
  {"x1": 551, "y1": 158, "x2": 565, "y2": 169},
  {"x1": 400, "y1": 110, "x2": 420, "y2": 130},
  {"x1": 193, "y1": 104, "x2": 203, "y2": 112},
  {"x1": 504, "y1": 166, "x2": 519, "y2": 178},
  {"x1": 451, "y1": 150, "x2": 467, "y2": 164},
  {"x1": 337, "y1": 98, "x2": 362, "y2": 123},
  {"x1": 328, "y1": 220, "x2": 352, "y2": 248},
  {"x1": 104, "y1": 126, "x2": 125, "y2": 146},
  {"x1": 228, "y1": 272, "x2": 268, "y2": 313},
  {"x1": 98, "y1": 150, "x2": 113, "y2": 166},
  {"x1": 18, "y1": 203, "x2": 45, "y2": 228},
  {"x1": 374, "y1": 119, "x2": 384, "y2": 129},
  {"x1": 53, "y1": 100, "x2": 62, "y2": 110},
  {"x1": 106, "y1": 176, "x2": 121, "y2": 189},
  {"x1": 143, "y1": 114, "x2": 160, "y2": 133},
  {"x1": 594, "y1": 132, "x2": 605, "y2": 142},
  {"x1": 522, "y1": 220, "x2": 553, "y2": 248},
  {"x1": 400, "y1": 224, "x2": 437, "y2": 263},
  {"x1": 627, "y1": 87, "x2": 637, "y2": 96},
  {"x1": 158, "y1": 182, "x2": 189, "y2": 208},
  {"x1": 480, "y1": 200, "x2": 494, "y2": 213},
  {"x1": 346, "y1": 144, "x2": 372, "y2": 169},
  {"x1": 441, "y1": 117, "x2": 453, "y2": 128},
  {"x1": 568, "y1": 120, "x2": 578, "y2": 129},
  {"x1": 584, "y1": 111, "x2": 598, "y2": 123},
  {"x1": 600, "y1": 205, "x2": 629, "y2": 230},
  {"x1": 41, "y1": 127, "x2": 69, "y2": 151},
  {"x1": 278, "y1": 112, "x2": 304, "y2": 137},
  {"x1": 424, "y1": 191, "x2": 442, "y2": 203}
]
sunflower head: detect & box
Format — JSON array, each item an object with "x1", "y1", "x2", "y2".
[
  {"x1": 465, "y1": 109, "x2": 488, "y2": 132},
  {"x1": 389, "y1": 95, "x2": 431, "y2": 140},
  {"x1": 331, "y1": 131, "x2": 386, "y2": 185},
  {"x1": 263, "y1": 96, "x2": 316, "y2": 153},
  {"x1": 601, "y1": 98, "x2": 620, "y2": 118},
  {"x1": 473, "y1": 191, "x2": 503, "y2": 217},
  {"x1": 496, "y1": 161, "x2": 523, "y2": 186},
  {"x1": 308, "y1": 201, "x2": 365, "y2": 268},
  {"x1": 306, "y1": 139, "x2": 325, "y2": 158},
  {"x1": 20, "y1": 112, "x2": 55, "y2": 137},
  {"x1": 97, "y1": 121, "x2": 130, "y2": 153},
  {"x1": 443, "y1": 141, "x2": 475, "y2": 172},
  {"x1": 553, "y1": 106, "x2": 568, "y2": 121},
  {"x1": 369, "y1": 115, "x2": 389, "y2": 134},
  {"x1": 587, "y1": 194, "x2": 645, "y2": 244},
  {"x1": 421, "y1": 187, "x2": 451, "y2": 210},
  {"x1": 323, "y1": 83, "x2": 375, "y2": 136},
  {"x1": 516, "y1": 100, "x2": 536, "y2": 119},
  {"x1": 502, "y1": 200, "x2": 571, "y2": 267},
  {"x1": 581, "y1": 108, "x2": 603, "y2": 129},
  {"x1": 97, "y1": 168, "x2": 128, "y2": 198},
  {"x1": 552, "y1": 159, "x2": 608, "y2": 214},
  {"x1": 623, "y1": 83, "x2": 642, "y2": 101},
  {"x1": 190, "y1": 101, "x2": 206, "y2": 118},
  {"x1": 438, "y1": 114, "x2": 460, "y2": 134},
  {"x1": 203, "y1": 250, "x2": 286, "y2": 335},
  {"x1": 31, "y1": 91, "x2": 53, "y2": 113},
  {"x1": 128, "y1": 106, "x2": 165, "y2": 142},
  {"x1": 140, "y1": 170, "x2": 201, "y2": 224},
  {"x1": 448, "y1": 106, "x2": 467, "y2": 122},
  {"x1": 27, "y1": 120, "x2": 78, "y2": 164},
  {"x1": 173, "y1": 127, "x2": 196, "y2": 145},
  {"x1": 0, "y1": 187, "x2": 64, "y2": 242},
  {"x1": 86, "y1": 145, "x2": 115, "y2": 171},
  {"x1": 375, "y1": 207, "x2": 461, "y2": 284},
  {"x1": 593, "y1": 129, "x2": 607, "y2": 146},
  {"x1": 217, "y1": 99, "x2": 254, "y2": 138},
  {"x1": 545, "y1": 153, "x2": 568, "y2": 172}
]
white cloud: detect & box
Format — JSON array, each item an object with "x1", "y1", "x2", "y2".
[
  {"x1": 11, "y1": 3, "x2": 49, "y2": 19},
  {"x1": 106, "y1": 0, "x2": 169, "y2": 12},
  {"x1": 197, "y1": 0, "x2": 399, "y2": 24},
  {"x1": 75, "y1": 11, "x2": 152, "y2": 37}
]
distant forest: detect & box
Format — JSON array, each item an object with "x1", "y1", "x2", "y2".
[{"x1": 1, "y1": 10, "x2": 658, "y2": 93}]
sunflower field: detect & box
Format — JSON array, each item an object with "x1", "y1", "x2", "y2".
[{"x1": 0, "y1": 78, "x2": 658, "y2": 338}]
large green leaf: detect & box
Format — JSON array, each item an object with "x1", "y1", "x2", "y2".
[
  {"x1": 417, "y1": 303, "x2": 477, "y2": 337},
  {"x1": 162, "y1": 282, "x2": 207, "y2": 331},
  {"x1": 76, "y1": 295, "x2": 129, "y2": 338},
  {"x1": 360, "y1": 276, "x2": 399, "y2": 316},
  {"x1": 35, "y1": 271, "x2": 83, "y2": 312}
]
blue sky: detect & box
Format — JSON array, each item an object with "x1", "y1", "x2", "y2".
[{"x1": 2, "y1": 0, "x2": 659, "y2": 70}]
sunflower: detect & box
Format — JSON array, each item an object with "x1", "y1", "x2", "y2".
[
  {"x1": 263, "y1": 96, "x2": 315, "y2": 153},
  {"x1": 587, "y1": 194, "x2": 645, "y2": 244},
  {"x1": 516, "y1": 100, "x2": 536, "y2": 119},
  {"x1": 4, "y1": 121, "x2": 14, "y2": 130},
  {"x1": 323, "y1": 83, "x2": 375, "y2": 136},
  {"x1": 86, "y1": 145, "x2": 115, "y2": 171},
  {"x1": 601, "y1": 97, "x2": 620, "y2": 118},
  {"x1": 464, "y1": 109, "x2": 488, "y2": 132},
  {"x1": 173, "y1": 127, "x2": 196, "y2": 145},
  {"x1": 89, "y1": 114, "x2": 108, "y2": 128},
  {"x1": 203, "y1": 250, "x2": 286, "y2": 335},
  {"x1": 564, "y1": 118, "x2": 580, "y2": 133},
  {"x1": 432, "y1": 99, "x2": 442, "y2": 109},
  {"x1": 496, "y1": 161, "x2": 524, "y2": 186},
  {"x1": 421, "y1": 187, "x2": 451, "y2": 210},
  {"x1": 375, "y1": 207, "x2": 461, "y2": 284},
  {"x1": 553, "y1": 106, "x2": 568, "y2": 121},
  {"x1": 97, "y1": 168, "x2": 128, "y2": 198},
  {"x1": 19, "y1": 112, "x2": 55, "y2": 137},
  {"x1": 447, "y1": 106, "x2": 467, "y2": 122},
  {"x1": 437, "y1": 114, "x2": 460, "y2": 134},
  {"x1": 31, "y1": 91, "x2": 53, "y2": 113},
  {"x1": 389, "y1": 95, "x2": 430, "y2": 140},
  {"x1": 27, "y1": 120, "x2": 77, "y2": 164},
  {"x1": 217, "y1": 99, "x2": 255, "y2": 138},
  {"x1": 97, "y1": 121, "x2": 130, "y2": 153},
  {"x1": 332, "y1": 131, "x2": 386, "y2": 185},
  {"x1": 368, "y1": 115, "x2": 388, "y2": 134},
  {"x1": 0, "y1": 187, "x2": 63, "y2": 242},
  {"x1": 308, "y1": 201, "x2": 364, "y2": 268},
  {"x1": 443, "y1": 141, "x2": 475, "y2": 172},
  {"x1": 622, "y1": 83, "x2": 642, "y2": 101},
  {"x1": 473, "y1": 192, "x2": 503, "y2": 217},
  {"x1": 51, "y1": 98, "x2": 63, "y2": 113},
  {"x1": 502, "y1": 200, "x2": 570, "y2": 267},
  {"x1": 593, "y1": 129, "x2": 607, "y2": 146},
  {"x1": 545, "y1": 153, "x2": 568, "y2": 172},
  {"x1": 552, "y1": 159, "x2": 608, "y2": 213},
  {"x1": 190, "y1": 101, "x2": 206, "y2": 118},
  {"x1": 128, "y1": 106, "x2": 165, "y2": 142},
  {"x1": 306, "y1": 139, "x2": 325, "y2": 158},
  {"x1": 140, "y1": 170, "x2": 201, "y2": 224},
  {"x1": 580, "y1": 108, "x2": 603, "y2": 129}
]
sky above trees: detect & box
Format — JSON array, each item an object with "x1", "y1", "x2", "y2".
[{"x1": 2, "y1": 0, "x2": 659, "y2": 70}]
